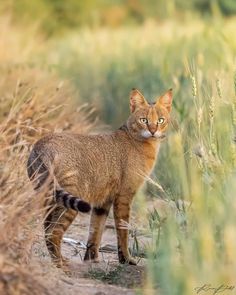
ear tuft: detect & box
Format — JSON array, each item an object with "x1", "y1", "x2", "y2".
[{"x1": 129, "y1": 89, "x2": 148, "y2": 113}]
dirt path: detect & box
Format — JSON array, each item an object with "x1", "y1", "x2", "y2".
[{"x1": 32, "y1": 213, "x2": 146, "y2": 295}]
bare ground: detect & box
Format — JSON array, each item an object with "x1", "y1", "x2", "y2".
[{"x1": 32, "y1": 212, "x2": 147, "y2": 295}]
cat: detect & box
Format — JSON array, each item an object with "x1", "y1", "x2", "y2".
[{"x1": 27, "y1": 88, "x2": 173, "y2": 267}]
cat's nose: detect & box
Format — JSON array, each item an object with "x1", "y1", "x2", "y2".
[{"x1": 148, "y1": 125, "x2": 157, "y2": 135}]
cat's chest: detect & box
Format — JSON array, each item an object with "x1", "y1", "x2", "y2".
[
  {"x1": 144, "y1": 143, "x2": 160, "y2": 172},
  {"x1": 124, "y1": 144, "x2": 159, "y2": 189}
]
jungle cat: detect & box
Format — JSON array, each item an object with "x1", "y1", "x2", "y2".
[{"x1": 27, "y1": 88, "x2": 173, "y2": 268}]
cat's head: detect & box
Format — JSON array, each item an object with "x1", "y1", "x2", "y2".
[{"x1": 126, "y1": 88, "x2": 173, "y2": 141}]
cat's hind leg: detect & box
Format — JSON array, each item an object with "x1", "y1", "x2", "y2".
[
  {"x1": 84, "y1": 202, "x2": 112, "y2": 262},
  {"x1": 44, "y1": 200, "x2": 77, "y2": 268}
]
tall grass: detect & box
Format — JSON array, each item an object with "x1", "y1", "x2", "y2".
[
  {"x1": 44, "y1": 18, "x2": 236, "y2": 128},
  {"x1": 45, "y1": 16, "x2": 236, "y2": 294},
  {"x1": 1, "y1": 11, "x2": 236, "y2": 295},
  {"x1": 144, "y1": 69, "x2": 236, "y2": 294},
  {"x1": 0, "y1": 25, "x2": 95, "y2": 292}
]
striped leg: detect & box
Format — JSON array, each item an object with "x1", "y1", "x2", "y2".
[
  {"x1": 44, "y1": 200, "x2": 77, "y2": 268},
  {"x1": 84, "y1": 202, "x2": 112, "y2": 262}
]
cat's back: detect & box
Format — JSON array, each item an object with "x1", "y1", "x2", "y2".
[
  {"x1": 29, "y1": 131, "x2": 126, "y2": 202},
  {"x1": 31, "y1": 131, "x2": 125, "y2": 170},
  {"x1": 34, "y1": 132, "x2": 87, "y2": 151}
]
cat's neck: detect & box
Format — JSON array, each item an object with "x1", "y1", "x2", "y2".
[{"x1": 117, "y1": 123, "x2": 160, "y2": 158}]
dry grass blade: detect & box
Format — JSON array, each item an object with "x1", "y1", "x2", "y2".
[{"x1": 0, "y1": 65, "x2": 95, "y2": 294}]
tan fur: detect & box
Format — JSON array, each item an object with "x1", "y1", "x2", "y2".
[{"x1": 27, "y1": 88, "x2": 173, "y2": 267}]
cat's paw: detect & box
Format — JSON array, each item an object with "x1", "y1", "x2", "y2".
[
  {"x1": 119, "y1": 255, "x2": 137, "y2": 265},
  {"x1": 84, "y1": 247, "x2": 99, "y2": 263},
  {"x1": 126, "y1": 257, "x2": 137, "y2": 265},
  {"x1": 84, "y1": 257, "x2": 100, "y2": 263},
  {"x1": 53, "y1": 257, "x2": 71, "y2": 272}
]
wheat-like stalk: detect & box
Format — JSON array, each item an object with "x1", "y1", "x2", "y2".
[
  {"x1": 191, "y1": 75, "x2": 197, "y2": 99},
  {"x1": 216, "y1": 78, "x2": 222, "y2": 100}
]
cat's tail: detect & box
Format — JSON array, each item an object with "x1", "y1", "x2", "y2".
[
  {"x1": 27, "y1": 149, "x2": 91, "y2": 213},
  {"x1": 54, "y1": 188, "x2": 91, "y2": 212}
]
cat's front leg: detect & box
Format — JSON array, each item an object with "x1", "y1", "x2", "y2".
[{"x1": 113, "y1": 195, "x2": 137, "y2": 265}]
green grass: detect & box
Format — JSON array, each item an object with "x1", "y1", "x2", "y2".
[
  {"x1": 86, "y1": 265, "x2": 124, "y2": 285},
  {"x1": 44, "y1": 18, "x2": 236, "y2": 129},
  {"x1": 2, "y1": 10, "x2": 236, "y2": 295},
  {"x1": 43, "y1": 17, "x2": 236, "y2": 294},
  {"x1": 86, "y1": 264, "x2": 144, "y2": 289}
]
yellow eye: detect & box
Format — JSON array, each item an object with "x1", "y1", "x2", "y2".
[
  {"x1": 140, "y1": 118, "x2": 148, "y2": 124},
  {"x1": 158, "y1": 118, "x2": 165, "y2": 124}
]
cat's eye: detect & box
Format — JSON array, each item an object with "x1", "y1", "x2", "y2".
[
  {"x1": 157, "y1": 118, "x2": 165, "y2": 124},
  {"x1": 140, "y1": 118, "x2": 148, "y2": 124}
]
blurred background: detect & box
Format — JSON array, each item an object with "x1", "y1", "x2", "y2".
[
  {"x1": 1, "y1": 0, "x2": 236, "y2": 126},
  {"x1": 2, "y1": 0, "x2": 236, "y2": 33},
  {"x1": 1, "y1": 1, "x2": 236, "y2": 295}
]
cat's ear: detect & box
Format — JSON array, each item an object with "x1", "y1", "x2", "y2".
[
  {"x1": 130, "y1": 88, "x2": 148, "y2": 113},
  {"x1": 156, "y1": 89, "x2": 173, "y2": 112}
]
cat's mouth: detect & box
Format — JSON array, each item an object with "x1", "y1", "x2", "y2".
[
  {"x1": 153, "y1": 133, "x2": 166, "y2": 140},
  {"x1": 140, "y1": 129, "x2": 166, "y2": 140}
]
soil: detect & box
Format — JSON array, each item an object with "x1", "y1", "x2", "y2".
[
  {"x1": 32, "y1": 212, "x2": 148, "y2": 295},
  {"x1": 31, "y1": 198, "x2": 182, "y2": 294}
]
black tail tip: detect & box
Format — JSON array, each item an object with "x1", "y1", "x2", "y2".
[{"x1": 78, "y1": 200, "x2": 91, "y2": 213}]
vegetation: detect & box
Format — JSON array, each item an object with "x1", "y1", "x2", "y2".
[
  {"x1": 2, "y1": 0, "x2": 236, "y2": 35},
  {"x1": 1, "y1": 1, "x2": 236, "y2": 294}
]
